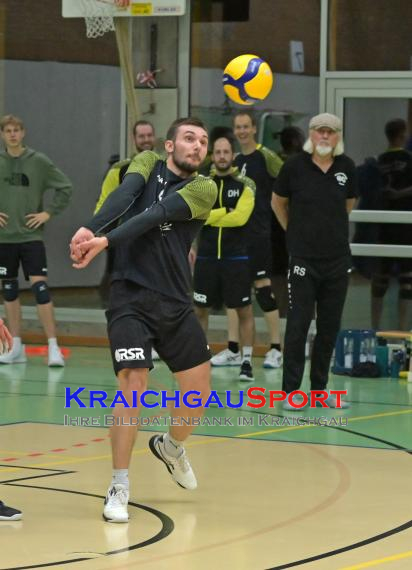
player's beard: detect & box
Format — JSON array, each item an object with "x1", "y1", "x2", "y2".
[
  {"x1": 172, "y1": 152, "x2": 200, "y2": 174},
  {"x1": 315, "y1": 144, "x2": 333, "y2": 157},
  {"x1": 136, "y1": 141, "x2": 154, "y2": 152},
  {"x1": 216, "y1": 161, "x2": 232, "y2": 174}
]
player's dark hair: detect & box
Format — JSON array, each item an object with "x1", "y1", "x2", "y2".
[
  {"x1": 384, "y1": 118, "x2": 407, "y2": 143},
  {"x1": 212, "y1": 133, "x2": 236, "y2": 152},
  {"x1": 132, "y1": 120, "x2": 154, "y2": 136},
  {"x1": 210, "y1": 126, "x2": 234, "y2": 147},
  {"x1": 280, "y1": 126, "x2": 305, "y2": 154},
  {"x1": 233, "y1": 109, "x2": 257, "y2": 127},
  {"x1": 166, "y1": 117, "x2": 208, "y2": 141}
]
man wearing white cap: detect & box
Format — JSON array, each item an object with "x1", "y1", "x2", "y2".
[{"x1": 272, "y1": 113, "x2": 358, "y2": 410}]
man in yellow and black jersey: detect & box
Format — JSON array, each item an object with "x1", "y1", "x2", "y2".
[
  {"x1": 212, "y1": 110, "x2": 285, "y2": 370},
  {"x1": 199, "y1": 125, "x2": 234, "y2": 175},
  {"x1": 193, "y1": 135, "x2": 256, "y2": 381},
  {"x1": 70, "y1": 118, "x2": 217, "y2": 523},
  {"x1": 95, "y1": 120, "x2": 156, "y2": 215}
]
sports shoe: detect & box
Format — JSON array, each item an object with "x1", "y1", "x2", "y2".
[
  {"x1": 282, "y1": 393, "x2": 308, "y2": 411},
  {"x1": 48, "y1": 345, "x2": 65, "y2": 367},
  {"x1": 103, "y1": 484, "x2": 129, "y2": 523},
  {"x1": 263, "y1": 348, "x2": 282, "y2": 369},
  {"x1": 239, "y1": 361, "x2": 254, "y2": 382},
  {"x1": 211, "y1": 348, "x2": 241, "y2": 367},
  {"x1": 313, "y1": 390, "x2": 351, "y2": 409},
  {"x1": 151, "y1": 348, "x2": 160, "y2": 361},
  {"x1": 0, "y1": 501, "x2": 22, "y2": 521},
  {"x1": 149, "y1": 434, "x2": 197, "y2": 490},
  {"x1": 0, "y1": 345, "x2": 27, "y2": 365}
]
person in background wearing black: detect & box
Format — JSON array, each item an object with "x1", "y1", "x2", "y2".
[
  {"x1": 272, "y1": 113, "x2": 357, "y2": 410},
  {"x1": 193, "y1": 135, "x2": 256, "y2": 381},
  {"x1": 212, "y1": 111, "x2": 284, "y2": 370},
  {"x1": 371, "y1": 118, "x2": 412, "y2": 331},
  {"x1": 278, "y1": 126, "x2": 305, "y2": 162}
]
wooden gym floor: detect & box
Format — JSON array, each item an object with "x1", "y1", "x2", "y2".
[{"x1": 1, "y1": 346, "x2": 412, "y2": 570}]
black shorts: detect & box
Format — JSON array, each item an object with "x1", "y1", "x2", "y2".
[
  {"x1": 0, "y1": 241, "x2": 48, "y2": 280},
  {"x1": 248, "y1": 235, "x2": 273, "y2": 281},
  {"x1": 106, "y1": 282, "x2": 211, "y2": 375},
  {"x1": 193, "y1": 258, "x2": 252, "y2": 309}
]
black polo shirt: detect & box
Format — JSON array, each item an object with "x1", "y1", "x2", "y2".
[{"x1": 274, "y1": 151, "x2": 357, "y2": 259}]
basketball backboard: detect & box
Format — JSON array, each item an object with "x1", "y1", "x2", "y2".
[{"x1": 62, "y1": 0, "x2": 186, "y2": 18}]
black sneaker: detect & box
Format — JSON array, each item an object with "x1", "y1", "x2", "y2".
[
  {"x1": 239, "y1": 361, "x2": 254, "y2": 382},
  {"x1": 0, "y1": 501, "x2": 22, "y2": 521}
]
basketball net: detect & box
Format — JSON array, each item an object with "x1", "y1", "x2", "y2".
[{"x1": 79, "y1": 0, "x2": 117, "y2": 39}]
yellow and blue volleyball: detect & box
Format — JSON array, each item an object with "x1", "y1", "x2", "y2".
[{"x1": 223, "y1": 54, "x2": 273, "y2": 106}]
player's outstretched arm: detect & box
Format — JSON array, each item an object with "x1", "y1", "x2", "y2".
[
  {"x1": 105, "y1": 177, "x2": 217, "y2": 247},
  {"x1": 105, "y1": 192, "x2": 192, "y2": 247},
  {"x1": 85, "y1": 173, "x2": 146, "y2": 235}
]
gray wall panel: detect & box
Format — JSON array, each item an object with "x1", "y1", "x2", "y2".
[{"x1": 3, "y1": 60, "x2": 121, "y2": 288}]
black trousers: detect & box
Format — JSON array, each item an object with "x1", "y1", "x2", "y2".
[{"x1": 282, "y1": 255, "x2": 351, "y2": 393}]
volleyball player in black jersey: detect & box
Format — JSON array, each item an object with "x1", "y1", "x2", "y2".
[{"x1": 71, "y1": 118, "x2": 217, "y2": 523}]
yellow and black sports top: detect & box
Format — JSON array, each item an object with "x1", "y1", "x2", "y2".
[
  {"x1": 197, "y1": 170, "x2": 255, "y2": 259},
  {"x1": 86, "y1": 151, "x2": 217, "y2": 302},
  {"x1": 234, "y1": 144, "x2": 283, "y2": 236},
  {"x1": 94, "y1": 158, "x2": 133, "y2": 214}
]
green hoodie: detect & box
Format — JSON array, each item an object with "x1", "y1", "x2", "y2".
[{"x1": 0, "y1": 147, "x2": 72, "y2": 243}]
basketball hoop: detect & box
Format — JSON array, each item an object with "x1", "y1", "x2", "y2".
[{"x1": 79, "y1": 0, "x2": 129, "y2": 39}]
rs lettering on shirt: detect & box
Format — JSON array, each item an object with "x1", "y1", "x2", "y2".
[{"x1": 293, "y1": 265, "x2": 306, "y2": 276}]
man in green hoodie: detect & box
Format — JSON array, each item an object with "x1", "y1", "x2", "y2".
[{"x1": 0, "y1": 114, "x2": 72, "y2": 366}]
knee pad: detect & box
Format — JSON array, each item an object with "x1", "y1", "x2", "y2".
[
  {"x1": 255, "y1": 286, "x2": 277, "y2": 312},
  {"x1": 2, "y1": 279, "x2": 19, "y2": 302},
  {"x1": 31, "y1": 281, "x2": 51, "y2": 305},
  {"x1": 371, "y1": 275, "x2": 389, "y2": 298},
  {"x1": 399, "y1": 275, "x2": 412, "y2": 300}
]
